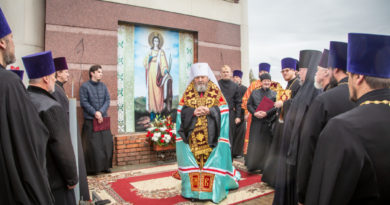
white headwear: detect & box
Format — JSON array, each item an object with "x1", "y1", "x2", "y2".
[{"x1": 187, "y1": 62, "x2": 220, "y2": 89}]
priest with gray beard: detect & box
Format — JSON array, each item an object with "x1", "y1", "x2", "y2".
[
  {"x1": 218, "y1": 65, "x2": 242, "y2": 155},
  {"x1": 314, "y1": 49, "x2": 332, "y2": 92},
  {"x1": 176, "y1": 63, "x2": 239, "y2": 203}
]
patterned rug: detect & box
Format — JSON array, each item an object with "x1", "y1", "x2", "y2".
[{"x1": 88, "y1": 161, "x2": 274, "y2": 204}]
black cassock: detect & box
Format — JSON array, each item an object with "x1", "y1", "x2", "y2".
[
  {"x1": 79, "y1": 81, "x2": 113, "y2": 174},
  {"x1": 52, "y1": 81, "x2": 91, "y2": 201},
  {"x1": 273, "y1": 63, "x2": 321, "y2": 205},
  {"x1": 296, "y1": 77, "x2": 356, "y2": 203},
  {"x1": 177, "y1": 105, "x2": 220, "y2": 148},
  {"x1": 305, "y1": 88, "x2": 390, "y2": 205},
  {"x1": 262, "y1": 77, "x2": 300, "y2": 187},
  {"x1": 232, "y1": 84, "x2": 247, "y2": 157},
  {"x1": 218, "y1": 79, "x2": 242, "y2": 151},
  {"x1": 245, "y1": 88, "x2": 276, "y2": 172},
  {"x1": 0, "y1": 68, "x2": 54, "y2": 204},
  {"x1": 28, "y1": 86, "x2": 78, "y2": 205},
  {"x1": 53, "y1": 81, "x2": 69, "y2": 115}
]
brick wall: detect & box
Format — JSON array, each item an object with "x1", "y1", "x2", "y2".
[
  {"x1": 46, "y1": 0, "x2": 241, "y2": 137},
  {"x1": 114, "y1": 133, "x2": 176, "y2": 166}
]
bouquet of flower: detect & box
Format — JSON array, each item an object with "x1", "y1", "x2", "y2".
[{"x1": 146, "y1": 115, "x2": 176, "y2": 146}]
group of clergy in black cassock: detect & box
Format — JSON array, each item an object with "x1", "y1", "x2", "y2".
[
  {"x1": 241, "y1": 34, "x2": 390, "y2": 205},
  {"x1": 2, "y1": 4, "x2": 390, "y2": 205},
  {"x1": 212, "y1": 32, "x2": 390, "y2": 205},
  {"x1": 0, "y1": 8, "x2": 96, "y2": 204}
]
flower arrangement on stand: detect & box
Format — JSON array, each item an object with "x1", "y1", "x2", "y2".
[{"x1": 146, "y1": 115, "x2": 176, "y2": 151}]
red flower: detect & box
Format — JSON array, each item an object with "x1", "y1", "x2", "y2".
[
  {"x1": 160, "y1": 139, "x2": 165, "y2": 143},
  {"x1": 147, "y1": 131, "x2": 151, "y2": 137},
  {"x1": 151, "y1": 133, "x2": 154, "y2": 137},
  {"x1": 10, "y1": 66, "x2": 20, "y2": 70},
  {"x1": 161, "y1": 134, "x2": 165, "y2": 138},
  {"x1": 155, "y1": 129, "x2": 159, "y2": 132},
  {"x1": 169, "y1": 132, "x2": 173, "y2": 137}
]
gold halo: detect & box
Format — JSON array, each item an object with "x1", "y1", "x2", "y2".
[{"x1": 148, "y1": 32, "x2": 164, "y2": 49}]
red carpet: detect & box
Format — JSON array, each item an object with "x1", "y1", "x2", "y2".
[{"x1": 88, "y1": 161, "x2": 274, "y2": 204}]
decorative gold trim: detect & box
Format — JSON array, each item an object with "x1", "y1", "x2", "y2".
[
  {"x1": 189, "y1": 172, "x2": 200, "y2": 191},
  {"x1": 181, "y1": 81, "x2": 225, "y2": 169},
  {"x1": 360, "y1": 100, "x2": 390, "y2": 106},
  {"x1": 200, "y1": 172, "x2": 215, "y2": 192},
  {"x1": 287, "y1": 78, "x2": 298, "y2": 90},
  {"x1": 338, "y1": 82, "x2": 348, "y2": 86},
  {"x1": 277, "y1": 89, "x2": 292, "y2": 102}
]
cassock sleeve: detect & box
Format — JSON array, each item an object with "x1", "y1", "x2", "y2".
[
  {"x1": 207, "y1": 106, "x2": 221, "y2": 148},
  {"x1": 79, "y1": 85, "x2": 96, "y2": 116},
  {"x1": 177, "y1": 106, "x2": 196, "y2": 144},
  {"x1": 283, "y1": 82, "x2": 301, "y2": 115},
  {"x1": 44, "y1": 106, "x2": 78, "y2": 186},
  {"x1": 52, "y1": 84, "x2": 69, "y2": 115},
  {"x1": 305, "y1": 118, "x2": 379, "y2": 205},
  {"x1": 282, "y1": 98, "x2": 292, "y2": 113},
  {"x1": 247, "y1": 92, "x2": 256, "y2": 115},
  {"x1": 290, "y1": 82, "x2": 301, "y2": 98},
  {"x1": 233, "y1": 86, "x2": 242, "y2": 118},
  {"x1": 297, "y1": 98, "x2": 326, "y2": 203},
  {"x1": 266, "y1": 107, "x2": 277, "y2": 119}
]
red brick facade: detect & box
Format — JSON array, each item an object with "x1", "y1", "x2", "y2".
[
  {"x1": 114, "y1": 133, "x2": 176, "y2": 166},
  {"x1": 46, "y1": 0, "x2": 240, "y2": 166}
]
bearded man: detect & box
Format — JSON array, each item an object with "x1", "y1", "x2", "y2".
[{"x1": 176, "y1": 63, "x2": 240, "y2": 203}]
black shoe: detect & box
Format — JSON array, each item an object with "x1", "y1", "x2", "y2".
[{"x1": 103, "y1": 169, "x2": 112, "y2": 173}]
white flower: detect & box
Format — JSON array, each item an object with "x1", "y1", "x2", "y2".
[
  {"x1": 164, "y1": 135, "x2": 171, "y2": 141},
  {"x1": 170, "y1": 130, "x2": 176, "y2": 135},
  {"x1": 151, "y1": 135, "x2": 159, "y2": 142},
  {"x1": 160, "y1": 127, "x2": 167, "y2": 131},
  {"x1": 154, "y1": 132, "x2": 161, "y2": 138}
]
